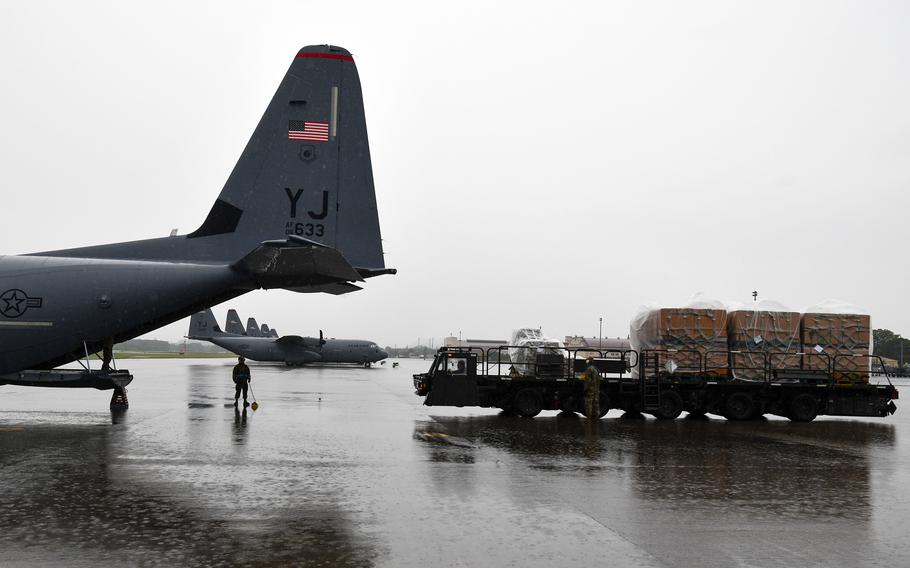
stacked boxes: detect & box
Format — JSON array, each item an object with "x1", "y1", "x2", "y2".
[
  {"x1": 727, "y1": 310, "x2": 801, "y2": 380},
  {"x1": 630, "y1": 308, "x2": 728, "y2": 378},
  {"x1": 801, "y1": 313, "x2": 871, "y2": 383},
  {"x1": 630, "y1": 305, "x2": 871, "y2": 382}
]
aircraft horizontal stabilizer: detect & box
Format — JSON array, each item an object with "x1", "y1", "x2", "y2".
[
  {"x1": 284, "y1": 282, "x2": 363, "y2": 295},
  {"x1": 232, "y1": 235, "x2": 363, "y2": 290},
  {"x1": 357, "y1": 267, "x2": 398, "y2": 279}
]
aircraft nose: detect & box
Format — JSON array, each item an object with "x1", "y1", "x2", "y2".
[{"x1": 379, "y1": 350, "x2": 389, "y2": 360}]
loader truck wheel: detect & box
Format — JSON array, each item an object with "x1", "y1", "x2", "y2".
[
  {"x1": 724, "y1": 392, "x2": 755, "y2": 421},
  {"x1": 788, "y1": 393, "x2": 819, "y2": 422},
  {"x1": 558, "y1": 395, "x2": 579, "y2": 415},
  {"x1": 655, "y1": 391, "x2": 683, "y2": 420},
  {"x1": 514, "y1": 389, "x2": 543, "y2": 418}
]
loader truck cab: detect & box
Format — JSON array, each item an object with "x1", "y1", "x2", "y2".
[{"x1": 414, "y1": 350, "x2": 480, "y2": 407}]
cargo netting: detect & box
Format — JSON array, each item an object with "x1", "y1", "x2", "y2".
[{"x1": 630, "y1": 297, "x2": 872, "y2": 383}]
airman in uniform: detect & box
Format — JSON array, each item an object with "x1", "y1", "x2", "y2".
[
  {"x1": 233, "y1": 356, "x2": 251, "y2": 407},
  {"x1": 580, "y1": 357, "x2": 604, "y2": 419}
]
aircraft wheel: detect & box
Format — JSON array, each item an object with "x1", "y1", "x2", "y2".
[
  {"x1": 655, "y1": 391, "x2": 683, "y2": 420},
  {"x1": 723, "y1": 392, "x2": 755, "y2": 421},
  {"x1": 513, "y1": 389, "x2": 543, "y2": 418},
  {"x1": 788, "y1": 393, "x2": 819, "y2": 422}
]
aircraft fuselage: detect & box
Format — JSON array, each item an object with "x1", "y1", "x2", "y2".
[
  {"x1": 0, "y1": 255, "x2": 247, "y2": 376},
  {"x1": 208, "y1": 335, "x2": 387, "y2": 366}
]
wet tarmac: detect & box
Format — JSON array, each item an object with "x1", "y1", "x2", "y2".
[{"x1": 1, "y1": 358, "x2": 908, "y2": 567}]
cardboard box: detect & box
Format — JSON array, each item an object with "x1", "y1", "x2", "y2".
[
  {"x1": 728, "y1": 310, "x2": 801, "y2": 380},
  {"x1": 801, "y1": 313, "x2": 871, "y2": 383},
  {"x1": 631, "y1": 308, "x2": 728, "y2": 377}
]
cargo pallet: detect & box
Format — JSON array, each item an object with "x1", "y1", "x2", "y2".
[{"x1": 412, "y1": 346, "x2": 898, "y2": 422}]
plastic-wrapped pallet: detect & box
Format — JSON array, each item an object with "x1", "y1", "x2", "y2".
[
  {"x1": 727, "y1": 304, "x2": 801, "y2": 380},
  {"x1": 508, "y1": 328, "x2": 564, "y2": 377},
  {"x1": 801, "y1": 310, "x2": 871, "y2": 383},
  {"x1": 630, "y1": 307, "x2": 728, "y2": 379}
]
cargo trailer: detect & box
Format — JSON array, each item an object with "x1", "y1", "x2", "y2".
[{"x1": 412, "y1": 345, "x2": 898, "y2": 422}]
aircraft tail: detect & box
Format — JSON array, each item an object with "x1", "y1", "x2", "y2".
[
  {"x1": 35, "y1": 45, "x2": 395, "y2": 291},
  {"x1": 225, "y1": 309, "x2": 246, "y2": 335},
  {"x1": 269, "y1": 328, "x2": 279, "y2": 338},
  {"x1": 261, "y1": 324, "x2": 271, "y2": 336},
  {"x1": 246, "y1": 318, "x2": 262, "y2": 337},
  {"x1": 186, "y1": 45, "x2": 387, "y2": 267},
  {"x1": 187, "y1": 309, "x2": 224, "y2": 339}
]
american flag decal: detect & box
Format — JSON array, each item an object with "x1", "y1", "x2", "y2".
[{"x1": 288, "y1": 120, "x2": 329, "y2": 142}]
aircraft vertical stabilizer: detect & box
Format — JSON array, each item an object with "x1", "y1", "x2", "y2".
[
  {"x1": 225, "y1": 309, "x2": 246, "y2": 335},
  {"x1": 186, "y1": 44, "x2": 387, "y2": 270},
  {"x1": 33, "y1": 45, "x2": 394, "y2": 286},
  {"x1": 187, "y1": 309, "x2": 223, "y2": 339}
]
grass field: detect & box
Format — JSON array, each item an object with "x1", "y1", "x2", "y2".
[{"x1": 92, "y1": 352, "x2": 236, "y2": 360}]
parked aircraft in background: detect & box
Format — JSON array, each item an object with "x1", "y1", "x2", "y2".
[
  {"x1": 229, "y1": 311, "x2": 278, "y2": 338},
  {"x1": 188, "y1": 309, "x2": 388, "y2": 367},
  {"x1": 0, "y1": 45, "x2": 394, "y2": 396},
  {"x1": 226, "y1": 309, "x2": 246, "y2": 335}
]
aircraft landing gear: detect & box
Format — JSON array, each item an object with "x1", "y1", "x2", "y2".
[{"x1": 110, "y1": 387, "x2": 129, "y2": 410}]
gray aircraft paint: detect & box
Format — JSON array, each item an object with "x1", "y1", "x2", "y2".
[
  {"x1": 0, "y1": 45, "x2": 394, "y2": 381},
  {"x1": 225, "y1": 309, "x2": 246, "y2": 335},
  {"x1": 246, "y1": 318, "x2": 262, "y2": 338},
  {"x1": 189, "y1": 309, "x2": 387, "y2": 366}
]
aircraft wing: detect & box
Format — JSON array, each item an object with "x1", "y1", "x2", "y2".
[
  {"x1": 275, "y1": 335, "x2": 323, "y2": 363},
  {"x1": 231, "y1": 235, "x2": 363, "y2": 290},
  {"x1": 275, "y1": 335, "x2": 308, "y2": 346}
]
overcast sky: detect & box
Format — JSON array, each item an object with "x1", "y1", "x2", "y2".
[{"x1": 1, "y1": 1, "x2": 908, "y2": 346}]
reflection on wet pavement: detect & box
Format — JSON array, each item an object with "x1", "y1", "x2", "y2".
[{"x1": 1, "y1": 359, "x2": 908, "y2": 567}]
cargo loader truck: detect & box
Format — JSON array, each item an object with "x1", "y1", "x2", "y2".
[{"x1": 413, "y1": 346, "x2": 898, "y2": 422}]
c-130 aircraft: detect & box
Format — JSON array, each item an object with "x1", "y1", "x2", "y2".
[
  {"x1": 188, "y1": 309, "x2": 388, "y2": 367},
  {"x1": 0, "y1": 45, "x2": 395, "y2": 399}
]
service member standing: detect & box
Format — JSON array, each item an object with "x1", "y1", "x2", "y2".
[
  {"x1": 233, "y1": 356, "x2": 251, "y2": 407},
  {"x1": 581, "y1": 357, "x2": 604, "y2": 419},
  {"x1": 100, "y1": 337, "x2": 115, "y2": 372}
]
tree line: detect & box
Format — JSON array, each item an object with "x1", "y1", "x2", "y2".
[{"x1": 873, "y1": 329, "x2": 909, "y2": 368}]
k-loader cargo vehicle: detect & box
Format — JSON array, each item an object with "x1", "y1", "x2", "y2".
[{"x1": 413, "y1": 346, "x2": 898, "y2": 422}]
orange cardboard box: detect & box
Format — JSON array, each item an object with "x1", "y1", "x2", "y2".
[
  {"x1": 801, "y1": 313, "x2": 871, "y2": 383},
  {"x1": 728, "y1": 310, "x2": 801, "y2": 380},
  {"x1": 632, "y1": 308, "x2": 728, "y2": 376}
]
